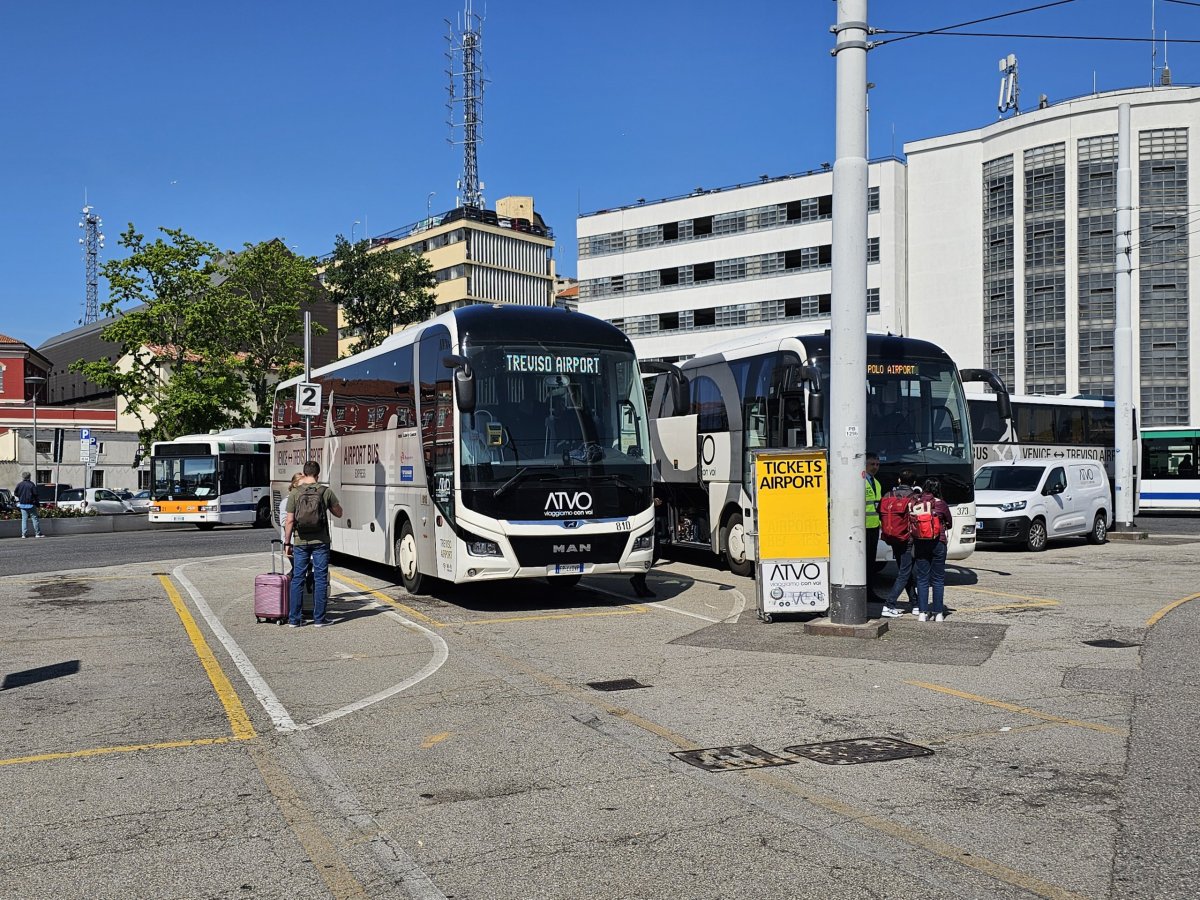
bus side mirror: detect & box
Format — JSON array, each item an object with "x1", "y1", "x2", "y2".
[
  {"x1": 641, "y1": 361, "x2": 690, "y2": 417},
  {"x1": 800, "y1": 365, "x2": 823, "y2": 423},
  {"x1": 443, "y1": 354, "x2": 476, "y2": 413},
  {"x1": 961, "y1": 367, "x2": 1012, "y2": 421}
]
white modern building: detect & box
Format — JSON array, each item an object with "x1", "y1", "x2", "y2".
[
  {"x1": 577, "y1": 161, "x2": 907, "y2": 361},
  {"x1": 907, "y1": 86, "x2": 1200, "y2": 428}
]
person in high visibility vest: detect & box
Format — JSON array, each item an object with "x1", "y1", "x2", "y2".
[{"x1": 863, "y1": 452, "x2": 883, "y2": 600}]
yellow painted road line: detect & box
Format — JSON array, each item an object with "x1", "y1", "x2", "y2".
[
  {"x1": 333, "y1": 571, "x2": 446, "y2": 626},
  {"x1": 158, "y1": 574, "x2": 256, "y2": 740},
  {"x1": 421, "y1": 731, "x2": 451, "y2": 749},
  {"x1": 0, "y1": 737, "x2": 236, "y2": 768},
  {"x1": 486, "y1": 645, "x2": 1082, "y2": 900},
  {"x1": 1146, "y1": 591, "x2": 1200, "y2": 628},
  {"x1": 906, "y1": 680, "x2": 1127, "y2": 736}
]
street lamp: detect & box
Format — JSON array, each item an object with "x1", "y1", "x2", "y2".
[{"x1": 25, "y1": 375, "x2": 46, "y2": 477}]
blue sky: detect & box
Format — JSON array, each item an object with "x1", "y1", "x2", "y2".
[{"x1": 2, "y1": 0, "x2": 1194, "y2": 347}]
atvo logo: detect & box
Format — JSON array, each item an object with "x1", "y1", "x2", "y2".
[{"x1": 545, "y1": 491, "x2": 594, "y2": 512}]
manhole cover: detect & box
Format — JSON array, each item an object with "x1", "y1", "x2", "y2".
[
  {"x1": 783, "y1": 737, "x2": 934, "y2": 765},
  {"x1": 587, "y1": 678, "x2": 650, "y2": 692},
  {"x1": 1083, "y1": 639, "x2": 1140, "y2": 649},
  {"x1": 671, "y1": 744, "x2": 798, "y2": 773}
]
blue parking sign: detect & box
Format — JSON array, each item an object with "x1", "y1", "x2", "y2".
[{"x1": 80, "y1": 428, "x2": 91, "y2": 442}]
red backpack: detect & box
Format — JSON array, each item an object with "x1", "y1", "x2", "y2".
[
  {"x1": 908, "y1": 496, "x2": 943, "y2": 541},
  {"x1": 879, "y1": 493, "x2": 912, "y2": 546}
]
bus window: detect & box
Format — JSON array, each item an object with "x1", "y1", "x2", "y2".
[
  {"x1": 1144, "y1": 438, "x2": 1198, "y2": 478},
  {"x1": 968, "y1": 399, "x2": 1008, "y2": 442},
  {"x1": 1054, "y1": 407, "x2": 1086, "y2": 443},
  {"x1": 1013, "y1": 403, "x2": 1055, "y2": 442},
  {"x1": 690, "y1": 375, "x2": 728, "y2": 432},
  {"x1": 1087, "y1": 407, "x2": 1115, "y2": 446}
]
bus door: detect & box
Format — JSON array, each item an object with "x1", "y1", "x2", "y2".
[{"x1": 419, "y1": 325, "x2": 456, "y2": 580}]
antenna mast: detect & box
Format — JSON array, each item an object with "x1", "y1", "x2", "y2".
[
  {"x1": 78, "y1": 199, "x2": 104, "y2": 325},
  {"x1": 446, "y1": 1, "x2": 486, "y2": 209}
]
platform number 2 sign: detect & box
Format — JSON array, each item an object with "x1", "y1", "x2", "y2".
[{"x1": 296, "y1": 382, "x2": 322, "y2": 417}]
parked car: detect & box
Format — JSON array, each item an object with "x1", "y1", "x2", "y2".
[
  {"x1": 0, "y1": 488, "x2": 14, "y2": 511},
  {"x1": 973, "y1": 459, "x2": 1112, "y2": 551},
  {"x1": 127, "y1": 490, "x2": 153, "y2": 512},
  {"x1": 56, "y1": 488, "x2": 135, "y2": 515},
  {"x1": 35, "y1": 483, "x2": 74, "y2": 509}
]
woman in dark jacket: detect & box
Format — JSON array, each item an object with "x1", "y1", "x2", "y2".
[{"x1": 911, "y1": 477, "x2": 953, "y2": 622}]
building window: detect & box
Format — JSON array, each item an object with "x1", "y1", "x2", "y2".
[
  {"x1": 659, "y1": 312, "x2": 680, "y2": 331},
  {"x1": 694, "y1": 308, "x2": 716, "y2": 328},
  {"x1": 693, "y1": 262, "x2": 715, "y2": 283},
  {"x1": 692, "y1": 216, "x2": 713, "y2": 237},
  {"x1": 982, "y1": 154, "x2": 1015, "y2": 390},
  {"x1": 1023, "y1": 143, "x2": 1066, "y2": 394},
  {"x1": 660, "y1": 267, "x2": 679, "y2": 286}
]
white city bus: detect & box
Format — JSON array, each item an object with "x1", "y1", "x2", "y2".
[
  {"x1": 1140, "y1": 427, "x2": 1200, "y2": 510},
  {"x1": 646, "y1": 329, "x2": 982, "y2": 574},
  {"x1": 149, "y1": 428, "x2": 273, "y2": 529},
  {"x1": 272, "y1": 305, "x2": 655, "y2": 593}
]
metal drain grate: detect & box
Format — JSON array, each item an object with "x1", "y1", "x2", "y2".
[
  {"x1": 783, "y1": 737, "x2": 934, "y2": 765},
  {"x1": 1083, "y1": 639, "x2": 1140, "y2": 649},
  {"x1": 671, "y1": 744, "x2": 798, "y2": 773},
  {"x1": 587, "y1": 678, "x2": 650, "y2": 692}
]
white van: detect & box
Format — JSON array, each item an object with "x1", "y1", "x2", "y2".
[{"x1": 973, "y1": 459, "x2": 1112, "y2": 551}]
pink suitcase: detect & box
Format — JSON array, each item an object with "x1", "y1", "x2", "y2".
[{"x1": 254, "y1": 540, "x2": 291, "y2": 624}]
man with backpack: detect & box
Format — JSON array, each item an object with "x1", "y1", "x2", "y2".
[
  {"x1": 909, "y1": 477, "x2": 954, "y2": 622},
  {"x1": 878, "y1": 469, "x2": 919, "y2": 618},
  {"x1": 283, "y1": 460, "x2": 343, "y2": 628}
]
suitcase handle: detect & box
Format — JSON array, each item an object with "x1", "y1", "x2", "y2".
[{"x1": 271, "y1": 538, "x2": 285, "y2": 574}]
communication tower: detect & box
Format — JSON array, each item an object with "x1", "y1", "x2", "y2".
[
  {"x1": 445, "y1": 0, "x2": 486, "y2": 209},
  {"x1": 78, "y1": 202, "x2": 105, "y2": 324}
]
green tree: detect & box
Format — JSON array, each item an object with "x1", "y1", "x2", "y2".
[
  {"x1": 72, "y1": 225, "x2": 251, "y2": 444},
  {"x1": 323, "y1": 235, "x2": 437, "y2": 355},
  {"x1": 219, "y1": 239, "x2": 326, "y2": 426}
]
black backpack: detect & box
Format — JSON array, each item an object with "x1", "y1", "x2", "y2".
[{"x1": 294, "y1": 484, "x2": 325, "y2": 531}]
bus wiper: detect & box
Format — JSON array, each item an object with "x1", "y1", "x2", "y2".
[
  {"x1": 492, "y1": 468, "x2": 564, "y2": 499},
  {"x1": 590, "y1": 473, "x2": 644, "y2": 492}
]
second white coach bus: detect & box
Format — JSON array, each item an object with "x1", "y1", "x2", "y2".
[
  {"x1": 646, "y1": 329, "x2": 984, "y2": 574},
  {"x1": 273, "y1": 305, "x2": 655, "y2": 593},
  {"x1": 967, "y1": 392, "x2": 1117, "y2": 476}
]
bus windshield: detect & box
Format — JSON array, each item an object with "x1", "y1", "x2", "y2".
[
  {"x1": 457, "y1": 342, "x2": 652, "y2": 519},
  {"x1": 152, "y1": 456, "x2": 218, "y2": 500}
]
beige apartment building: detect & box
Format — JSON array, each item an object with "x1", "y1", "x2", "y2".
[{"x1": 334, "y1": 196, "x2": 556, "y2": 356}]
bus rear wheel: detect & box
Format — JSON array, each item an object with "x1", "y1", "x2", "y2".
[
  {"x1": 396, "y1": 520, "x2": 426, "y2": 595},
  {"x1": 253, "y1": 498, "x2": 272, "y2": 528},
  {"x1": 723, "y1": 511, "x2": 754, "y2": 577}
]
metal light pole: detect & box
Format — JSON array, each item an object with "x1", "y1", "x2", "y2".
[
  {"x1": 829, "y1": 0, "x2": 870, "y2": 625},
  {"x1": 25, "y1": 375, "x2": 46, "y2": 477},
  {"x1": 1113, "y1": 103, "x2": 1137, "y2": 530}
]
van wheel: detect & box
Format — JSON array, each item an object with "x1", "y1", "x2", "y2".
[
  {"x1": 253, "y1": 498, "x2": 272, "y2": 528},
  {"x1": 1025, "y1": 518, "x2": 1048, "y2": 552},
  {"x1": 723, "y1": 512, "x2": 754, "y2": 577},
  {"x1": 1087, "y1": 512, "x2": 1108, "y2": 545},
  {"x1": 395, "y1": 520, "x2": 426, "y2": 595}
]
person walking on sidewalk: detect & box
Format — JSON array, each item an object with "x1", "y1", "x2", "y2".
[
  {"x1": 283, "y1": 461, "x2": 342, "y2": 628},
  {"x1": 14, "y1": 472, "x2": 44, "y2": 538},
  {"x1": 910, "y1": 477, "x2": 954, "y2": 622},
  {"x1": 879, "y1": 469, "x2": 919, "y2": 618},
  {"x1": 863, "y1": 452, "x2": 883, "y2": 599}
]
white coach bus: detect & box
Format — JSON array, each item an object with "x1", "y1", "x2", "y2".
[
  {"x1": 272, "y1": 305, "x2": 655, "y2": 593},
  {"x1": 646, "y1": 330, "x2": 985, "y2": 574}
]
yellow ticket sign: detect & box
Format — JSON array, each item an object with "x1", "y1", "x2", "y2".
[{"x1": 753, "y1": 449, "x2": 830, "y2": 619}]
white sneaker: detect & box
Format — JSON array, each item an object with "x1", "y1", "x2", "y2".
[
  {"x1": 881, "y1": 606, "x2": 902, "y2": 618},
  {"x1": 917, "y1": 612, "x2": 928, "y2": 622},
  {"x1": 911, "y1": 607, "x2": 922, "y2": 616},
  {"x1": 934, "y1": 613, "x2": 945, "y2": 622}
]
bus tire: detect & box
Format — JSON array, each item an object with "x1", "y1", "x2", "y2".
[
  {"x1": 547, "y1": 574, "x2": 582, "y2": 590},
  {"x1": 196, "y1": 523, "x2": 216, "y2": 531},
  {"x1": 253, "y1": 498, "x2": 272, "y2": 528},
  {"x1": 1087, "y1": 512, "x2": 1108, "y2": 545},
  {"x1": 723, "y1": 511, "x2": 754, "y2": 577},
  {"x1": 1025, "y1": 517, "x2": 1048, "y2": 552},
  {"x1": 395, "y1": 519, "x2": 426, "y2": 595}
]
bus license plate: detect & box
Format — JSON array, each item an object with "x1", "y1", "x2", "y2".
[
  {"x1": 173, "y1": 516, "x2": 186, "y2": 522},
  {"x1": 549, "y1": 564, "x2": 584, "y2": 575}
]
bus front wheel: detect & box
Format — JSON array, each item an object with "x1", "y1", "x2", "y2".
[
  {"x1": 396, "y1": 520, "x2": 426, "y2": 595},
  {"x1": 253, "y1": 498, "x2": 272, "y2": 528},
  {"x1": 723, "y1": 511, "x2": 754, "y2": 577}
]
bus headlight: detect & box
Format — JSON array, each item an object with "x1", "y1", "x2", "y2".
[
  {"x1": 464, "y1": 532, "x2": 502, "y2": 557},
  {"x1": 149, "y1": 505, "x2": 160, "y2": 513},
  {"x1": 1000, "y1": 500, "x2": 1027, "y2": 512},
  {"x1": 632, "y1": 531, "x2": 654, "y2": 552}
]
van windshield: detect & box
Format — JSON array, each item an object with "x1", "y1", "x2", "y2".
[{"x1": 975, "y1": 466, "x2": 1043, "y2": 492}]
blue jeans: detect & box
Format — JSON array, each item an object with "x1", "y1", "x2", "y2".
[
  {"x1": 914, "y1": 540, "x2": 947, "y2": 615},
  {"x1": 289, "y1": 543, "x2": 329, "y2": 625},
  {"x1": 19, "y1": 505, "x2": 42, "y2": 537},
  {"x1": 886, "y1": 543, "x2": 917, "y2": 606}
]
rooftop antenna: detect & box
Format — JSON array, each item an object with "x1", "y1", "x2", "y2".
[
  {"x1": 1151, "y1": 0, "x2": 1157, "y2": 87},
  {"x1": 997, "y1": 54, "x2": 1019, "y2": 118},
  {"x1": 77, "y1": 193, "x2": 104, "y2": 325},
  {"x1": 445, "y1": 0, "x2": 486, "y2": 210},
  {"x1": 1162, "y1": 30, "x2": 1172, "y2": 85}
]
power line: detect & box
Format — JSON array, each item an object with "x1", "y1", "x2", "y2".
[
  {"x1": 1164, "y1": 0, "x2": 1200, "y2": 9},
  {"x1": 876, "y1": 30, "x2": 1200, "y2": 45},
  {"x1": 871, "y1": 0, "x2": 1078, "y2": 47}
]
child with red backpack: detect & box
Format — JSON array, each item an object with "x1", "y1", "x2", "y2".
[
  {"x1": 878, "y1": 470, "x2": 920, "y2": 618},
  {"x1": 909, "y1": 477, "x2": 954, "y2": 622}
]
